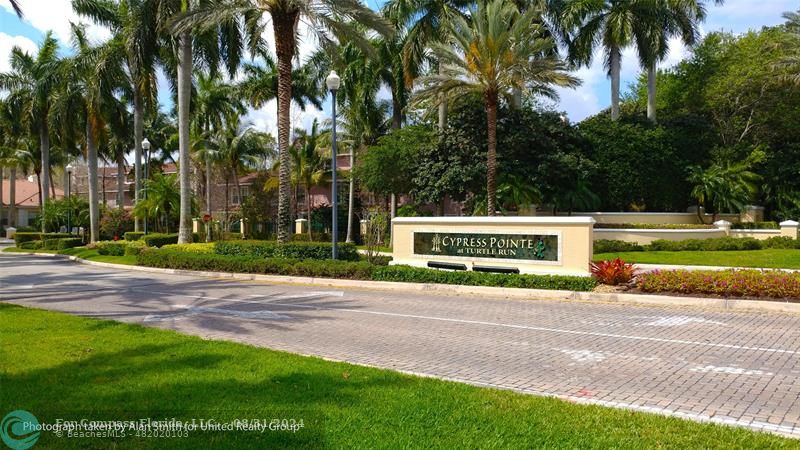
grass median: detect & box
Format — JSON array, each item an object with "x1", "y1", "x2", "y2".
[
  {"x1": 0, "y1": 304, "x2": 793, "y2": 448},
  {"x1": 594, "y1": 249, "x2": 800, "y2": 269},
  {"x1": 2, "y1": 246, "x2": 137, "y2": 265}
]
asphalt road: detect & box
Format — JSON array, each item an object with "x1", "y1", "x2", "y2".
[{"x1": 1, "y1": 253, "x2": 799, "y2": 438}]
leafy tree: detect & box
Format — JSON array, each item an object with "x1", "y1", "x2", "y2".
[
  {"x1": 133, "y1": 171, "x2": 191, "y2": 233},
  {"x1": 688, "y1": 149, "x2": 763, "y2": 223},
  {"x1": 412, "y1": 0, "x2": 578, "y2": 215},
  {"x1": 357, "y1": 125, "x2": 434, "y2": 200}
]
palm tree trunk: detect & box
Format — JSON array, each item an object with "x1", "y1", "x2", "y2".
[
  {"x1": 177, "y1": 28, "x2": 193, "y2": 244},
  {"x1": 511, "y1": 88, "x2": 523, "y2": 110},
  {"x1": 306, "y1": 186, "x2": 312, "y2": 239},
  {"x1": 647, "y1": 61, "x2": 657, "y2": 123},
  {"x1": 133, "y1": 89, "x2": 143, "y2": 231},
  {"x1": 274, "y1": 12, "x2": 298, "y2": 243},
  {"x1": 39, "y1": 122, "x2": 50, "y2": 232},
  {"x1": 391, "y1": 93, "x2": 403, "y2": 130},
  {"x1": 610, "y1": 45, "x2": 621, "y2": 121},
  {"x1": 87, "y1": 120, "x2": 100, "y2": 243},
  {"x1": 9, "y1": 166, "x2": 16, "y2": 227},
  {"x1": 117, "y1": 149, "x2": 125, "y2": 208},
  {"x1": 0, "y1": 166, "x2": 4, "y2": 228},
  {"x1": 224, "y1": 176, "x2": 230, "y2": 231},
  {"x1": 206, "y1": 157, "x2": 212, "y2": 241},
  {"x1": 438, "y1": 63, "x2": 447, "y2": 130},
  {"x1": 102, "y1": 167, "x2": 107, "y2": 205},
  {"x1": 345, "y1": 148, "x2": 355, "y2": 243},
  {"x1": 50, "y1": 171, "x2": 55, "y2": 199},
  {"x1": 233, "y1": 166, "x2": 242, "y2": 211},
  {"x1": 486, "y1": 91, "x2": 498, "y2": 216}
]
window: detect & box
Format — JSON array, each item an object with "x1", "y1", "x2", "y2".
[{"x1": 231, "y1": 186, "x2": 250, "y2": 205}]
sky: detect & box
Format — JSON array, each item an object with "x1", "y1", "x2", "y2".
[{"x1": 0, "y1": 0, "x2": 796, "y2": 133}]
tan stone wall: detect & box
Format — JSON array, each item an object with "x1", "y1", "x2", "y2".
[
  {"x1": 563, "y1": 212, "x2": 740, "y2": 225},
  {"x1": 391, "y1": 217, "x2": 594, "y2": 276},
  {"x1": 729, "y1": 230, "x2": 782, "y2": 241}
]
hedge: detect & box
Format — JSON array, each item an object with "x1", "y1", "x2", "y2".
[
  {"x1": 215, "y1": 240, "x2": 359, "y2": 261},
  {"x1": 124, "y1": 232, "x2": 145, "y2": 241},
  {"x1": 594, "y1": 223, "x2": 715, "y2": 229},
  {"x1": 15, "y1": 237, "x2": 82, "y2": 251},
  {"x1": 161, "y1": 243, "x2": 215, "y2": 253},
  {"x1": 136, "y1": 249, "x2": 597, "y2": 291},
  {"x1": 637, "y1": 269, "x2": 800, "y2": 299},
  {"x1": 731, "y1": 221, "x2": 779, "y2": 230},
  {"x1": 13, "y1": 232, "x2": 71, "y2": 244},
  {"x1": 141, "y1": 233, "x2": 200, "y2": 248},
  {"x1": 594, "y1": 236, "x2": 800, "y2": 254}
]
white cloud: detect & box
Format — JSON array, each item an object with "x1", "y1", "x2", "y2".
[
  {"x1": 0, "y1": 0, "x2": 110, "y2": 46},
  {"x1": 0, "y1": 32, "x2": 36, "y2": 73}
]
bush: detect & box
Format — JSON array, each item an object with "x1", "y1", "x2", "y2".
[
  {"x1": 594, "y1": 223, "x2": 715, "y2": 229},
  {"x1": 92, "y1": 241, "x2": 128, "y2": 256},
  {"x1": 141, "y1": 233, "x2": 200, "y2": 248},
  {"x1": 14, "y1": 232, "x2": 71, "y2": 244},
  {"x1": 124, "y1": 240, "x2": 147, "y2": 256},
  {"x1": 590, "y1": 259, "x2": 637, "y2": 285},
  {"x1": 124, "y1": 232, "x2": 145, "y2": 241},
  {"x1": 18, "y1": 241, "x2": 42, "y2": 250},
  {"x1": 215, "y1": 240, "x2": 359, "y2": 261},
  {"x1": 593, "y1": 240, "x2": 645, "y2": 254},
  {"x1": 56, "y1": 238, "x2": 84, "y2": 250},
  {"x1": 99, "y1": 208, "x2": 133, "y2": 240},
  {"x1": 372, "y1": 265, "x2": 597, "y2": 291},
  {"x1": 162, "y1": 243, "x2": 215, "y2": 253},
  {"x1": 647, "y1": 237, "x2": 762, "y2": 252},
  {"x1": 136, "y1": 250, "x2": 596, "y2": 291},
  {"x1": 731, "y1": 221, "x2": 779, "y2": 230},
  {"x1": 762, "y1": 236, "x2": 800, "y2": 249},
  {"x1": 637, "y1": 269, "x2": 800, "y2": 299}
]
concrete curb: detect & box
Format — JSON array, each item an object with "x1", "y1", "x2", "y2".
[{"x1": 5, "y1": 250, "x2": 800, "y2": 314}]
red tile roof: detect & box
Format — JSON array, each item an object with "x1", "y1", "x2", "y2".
[{"x1": 1, "y1": 179, "x2": 64, "y2": 207}]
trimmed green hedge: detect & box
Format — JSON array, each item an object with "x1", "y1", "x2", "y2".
[
  {"x1": 123, "y1": 232, "x2": 145, "y2": 241},
  {"x1": 18, "y1": 241, "x2": 42, "y2": 250},
  {"x1": 595, "y1": 236, "x2": 800, "y2": 254},
  {"x1": 136, "y1": 249, "x2": 597, "y2": 292},
  {"x1": 594, "y1": 223, "x2": 715, "y2": 230},
  {"x1": 215, "y1": 240, "x2": 359, "y2": 261},
  {"x1": 731, "y1": 221, "x2": 779, "y2": 230},
  {"x1": 141, "y1": 233, "x2": 200, "y2": 248},
  {"x1": 15, "y1": 237, "x2": 82, "y2": 250},
  {"x1": 13, "y1": 232, "x2": 71, "y2": 244}
]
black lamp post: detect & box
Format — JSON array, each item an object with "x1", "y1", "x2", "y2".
[
  {"x1": 326, "y1": 70, "x2": 341, "y2": 260},
  {"x1": 66, "y1": 163, "x2": 74, "y2": 234},
  {"x1": 142, "y1": 138, "x2": 151, "y2": 235}
]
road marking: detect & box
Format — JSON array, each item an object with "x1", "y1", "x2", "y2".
[
  {"x1": 639, "y1": 316, "x2": 726, "y2": 327},
  {"x1": 141, "y1": 289, "x2": 799, "y2": 356},
  {"x1": 559, "y1": 349, "x2": 609, "y2": 363},
  {"x1": 689, "y1": 365, "x2": 774, "y2": 376}
]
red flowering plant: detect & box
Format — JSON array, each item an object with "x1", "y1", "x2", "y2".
[
  {"x1": 636, "y1": 269, "x2": 800, "y2": 299},
  {"x1": 590, "y1": 258, "x2": 638, "y2": 286}
]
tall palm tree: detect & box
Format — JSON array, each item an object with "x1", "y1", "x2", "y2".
[
  {"x1": 8, "y1": 0, "x2": 22, "y2": 17},
  {"x1": 238, "y1": 52, "x2": 325, "y2": 112},
  {"x1": 385, "y1": 0, "x2": 472, "y2": 129},
  {"x1": 290, "y1": 119, "x2": 329, "y2": 238},
  {"x1": 51, "y1": 26, "x2": 130, "y2": 242},
  {"x1": 641, "y1": 0, "x2": 723, "y2": 122},
  {"x1": 0, "y1": 32, "x2": 61, "y2": 232},
  {"x1": 560, "y1": 0, "x2": 658, "y2": 121},
  {"x1": 413, "y1": 0, "x2": 579, "y2": 215},
  {"x1": 73, "y1": 0, "x2": 160, "y2": 233},
  {"x1": 173, "y1": 0, "x2": 392, "y2": 243}
]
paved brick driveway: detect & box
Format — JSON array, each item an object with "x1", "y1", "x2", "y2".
[{"x1": 1, "y1": 254, "x2": 799, "y2": 438}]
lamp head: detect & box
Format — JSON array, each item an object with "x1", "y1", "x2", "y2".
[
  {"x1": 326, "y1": 70, "x2": 341, "y2": 92},
  {"x1": 142, "y1": 138, "x2": 151, "y2": 151}
]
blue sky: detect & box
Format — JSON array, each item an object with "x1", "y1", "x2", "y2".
[{"x1": 0, "y1": 0, "x2": 796, "y2": 128}]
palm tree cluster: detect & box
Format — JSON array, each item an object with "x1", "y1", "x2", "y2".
[{"x1": 0, "y1": 0, "x2": 724, "y2": 241}]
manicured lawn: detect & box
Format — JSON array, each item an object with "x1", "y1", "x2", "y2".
[
  {"x1": 356, "y1": 244, "x2": 393, "y2": 253},
  {"x1": 2, "y1": 246, "x2": 137, "y2": 265},
  {"x1": 0, "y1": 304, "x2": 793, "y2": 448},
  {"x1": 595, "y1": 249, "x2": 800, "y2": 269}
]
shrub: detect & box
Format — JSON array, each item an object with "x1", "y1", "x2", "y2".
[
  {"x1": 590, "y1": 259, "x2": 638, "y2": 285},
  {"x1": 215, "y1": 240, "x2": 359, "y2": 261},
  {"x1": 92, "y1": 241, "x2": 128, "y2": 256},
  {"x1": 593, "y1": 240, "x2": 645, "y2": 254},
  {"x1": 13, "y1": 232, "x2": 71, "y2": 244},
  {"x1": 372, "y1": 265, "x2": 597, "y2": 291},
  {"x1": 647, "y1": 237, "x2": 762, "y2": 252},
  {"x1": 594, "y1": 223, "x2": 715, "y2": 229},
  {"x1": 99, "y1": 208, "x2": 133, "y2": 240},
  {"x1": 141, "y1": 233, "x2": 200, "y2": 248},
  {"x1": 56, "y1": 238, "x2": 84, "y2": 250},
  {"x1": 18, "y1": 241, "x2": 42, "y2": 250},
  {"x1": 162, "y1": 243, "x2": 215, "y2": 253},
  {"x1": 637, "y1": 269, "x2": 800, "y2": 299},
  {"x1": 124, "y1": 232, "x2": 145, "y2": 241},
  {"x1": 762, "y1": 236, "x2": 800, "y2": 249},
  {"x1": 731, "y1": 221, "x2": 779, "y2": 230},
  {"x1": 124, "y1": 240, "x2": 147, "y2": 256}
]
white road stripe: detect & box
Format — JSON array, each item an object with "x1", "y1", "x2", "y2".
[{"x1": 141, "y1": 289, "x2": 799, "y2": 356}]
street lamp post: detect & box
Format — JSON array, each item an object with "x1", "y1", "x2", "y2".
[
  {"x1": 142, "y1": 138, "x2": 151, "y2": 235},
  {"x1": 66, "y1": 164, "x2": 74, "y2": 234},
  {"x1": 326, "y1": 70, "x2": 341, "y2": 260}
]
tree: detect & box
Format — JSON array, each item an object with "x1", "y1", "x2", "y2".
[
  {"x1": 0, "y1": 32, "x2": 61, "y2": 232},
  {"x1": 51, "y1": 26, "x2": 130, "y2": 242},
  {"x1": 688, "y1": 149, "x2": 763, "y2": 223},
  {"x1": 73, "y1": 0, "x2": 161, "y2": 233},
  {"x1": 412, "y1": 0, "x2": 578, "y2": 215},
  {"x1": 133, "y1": 171, "x2": 183, "y2": 232},
  {"x1": 8, "y1": 0, "x2": 22, "y2": 17},
  {"x1": 561, "y1": 0, "x2": 657, "y2": 121},
  {"x1": 357, "y1": 125, "x2": 433, "y2": 200},
  {"x1": 174, "y1": 0, "x2": 392, "y2": 243},
  {"x1": 289, "y1": 119, "x2": 328, "y2": 238},
  {"x1": 238, "y1": 53, "x2": 324, "y2": 112}
]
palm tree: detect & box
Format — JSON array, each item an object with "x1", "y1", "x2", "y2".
[
  {"x1": 688, "y1": 151, "x2": 762, "y2": 223},
  {"x1": 173, "y1": 0, "x2": 392, "y2": 243},
  {"x1": 640, "y1": 0, "x2": 723, "y2": 122},
  {"x1": 238, "y1": 53, "x2": 325, "y2": 112},
  {"x1": 133, "y1": 171, "x2": 182, "y2": 232},
  {"x1": 8, "y1": 0, "x2": 22, "y2": 17},
  {"x1": 0, "y1": 32, "x2": 61, "y2": 232},
  {"x1": 73, "y1": 0, "x2": 160, "y2": 233},
  {"x1": 290, "y1": 119, "x2": 329, "y2": 238},
  {"x1": 560, "y1": 0, "x2": 658, "y2": 121},
  {"x1": 385, "y1": 0, "x2": 472, "y2": 129},
  {"x1": 51, "y1": 26, "x2": 130, "y2": 242},
  {"x1": 413, "y1": 0, "x2": 579, "y2": 215}
]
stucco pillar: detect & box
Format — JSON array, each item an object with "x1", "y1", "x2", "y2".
[
  {"x1": 295, "y1": 219, "x2": 308, "y2": 235},
  {"x1": 714, "y1": 220, "x2": 731, "y2": 236},
  {"x1": 780, "y1": 220, "x2": 799, "y2": 239}
]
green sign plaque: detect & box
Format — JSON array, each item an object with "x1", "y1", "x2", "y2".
[{"x1": 413, "y1": 232, "x2": 559, "y2": 261}]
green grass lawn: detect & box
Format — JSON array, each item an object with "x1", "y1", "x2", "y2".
[
  {"x1": 356, "y1": 244, "x2": 393, "y2": 253},
  {"x1": 2, "y1": 246, "x2": 137, "y2": 265},
  {"x1": 0, "y1": 304, "x2": 793, "y2": 448},
  {"x1": 594, "y1": 249, "x2": 800, "y2": 269}
]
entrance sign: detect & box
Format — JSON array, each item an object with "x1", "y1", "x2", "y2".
[
  {"x1": 391, "y1": 217, "x2": 594, "y2": 276},
  {"x1": 414, "y1": 232, "x2": 558, "y2": 261}
]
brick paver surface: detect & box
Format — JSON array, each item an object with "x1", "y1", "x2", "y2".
[{"x1": 1, "y1": 254, "x2": 799, "y2": 437}]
